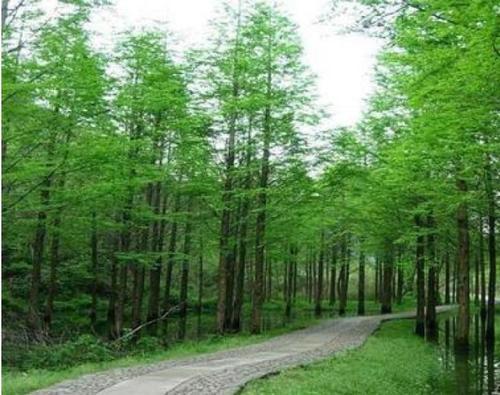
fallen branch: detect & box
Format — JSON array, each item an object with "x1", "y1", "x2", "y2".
[{"x1": 113, "y1": 304, "x2": 183, "y2": 343}]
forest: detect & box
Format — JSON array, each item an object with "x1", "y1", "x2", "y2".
[{"x1": 2, "y1": 0, "x2": 499, "y2": 394}]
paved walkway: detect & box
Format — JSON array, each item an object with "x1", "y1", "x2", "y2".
[{"x1": 32, "y1": 305, "x2": 456, "y2": 395}]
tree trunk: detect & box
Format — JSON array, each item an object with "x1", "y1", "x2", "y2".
[
  {"x1": 231, "y1": 183, "x2": 249, "y2": 331},
  {"x1": 115, "y1": 189, "x2": 133, "y2": 337},
  {"x1": 453, "y1": 255, "x2": 458, "y2": 303},
  {"x1": 216, "y1": 3, "x2": 242, "y2": 334},
  {"x1": 27, "y1": 177, "x2": 51, "y2": 333},
  {"x1": 267, "y1": 257, "x2": 272, "y2": 301},
  {"x1": 426, "y1": 214, "x2": 437, "y2": 339},
  {"x1": 178, "y1": 198, "x2": 193, "y2": 340},
  {"x1": 381, "y1": 247, "x2": 393, "y2": 314},
  {"x1": 315, "y1": 232, "x2": 325, "y2": 316},
  {"x1": 198, "y1": 238, "x2": 204, "y2": 313},
  {"x1": 131, "y1": 263, "x2": 145, "y2": 333},
  {"x1": 163, "y1": 194, "x2": 180, "y2": 312},
  {"x1": 480, "y1": 222, "x2": 486, "y2": 320},
  {"x1": 455, "y1": 178, "x2": 470, "y2": 349},
  {"x1": 415, "y1": 215, "x2": 425, "y2": 337},
  {"x1": 474, "y1": 249, "x2": 480, "y2": 306},
  {"x1": 357, "y1": 247, "x2": 365, "y2": 315},
  {"x1": 90, "y1": 211, "x2": 99, "y2": 330},
  {"x1": 107, "y1": 232, "x2": 119, "y2": 339},
  {"x1": 396, "y1": 264, "x2": 404, "y2": 305},
  {"x1": 251, "y1": 31, "x2": 272, "y2": 334},
  {"x1": 445, "y1": 250, "x2": 451, "y2": 304},
  {"x1": 306, "y1": 257, "x2": 311, "y2": 301},
  {"x1": 1, "y1": 0, "x2": 9, "y2": 33},
  {"x1": 145, "y1": 182, "x2": 161, "y2": 334},
  {"x1": 285, "y1": 251, "x2": 292, "y2": 317},
  {"x1": 485, "y1": 156, "x2": 496, "y2": 345},
  {"x1": 329, "y1": 244, "x2": 336, "y2": 306},
  {"x1": 43, "y1": 204, "x2": 62, "y2": 331},
  {"x1": 312, "y1": 251, "x2": 317, "y2": 305},
  {"x1": 292, "y1": 255, "x2": 297, "y2": 302},
  {"x1": 338, "y1": 234, "x2": 349, "y2": 316}
]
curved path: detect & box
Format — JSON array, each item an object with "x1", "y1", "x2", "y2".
[{"x1": 32, "y1": 305, "x2": 456, "y2": 395}]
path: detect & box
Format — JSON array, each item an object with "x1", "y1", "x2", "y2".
[{"x1": 32, "y1": 305, "x2": 457, "y2": 395}]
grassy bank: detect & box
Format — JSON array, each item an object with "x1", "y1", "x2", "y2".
[{"x1": 243, "y1": 320, "x2": 453, "y2": 395}]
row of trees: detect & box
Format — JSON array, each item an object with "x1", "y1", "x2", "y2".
[
  {"x1": 2, "y1": 0, "x2": 324, "y2": 341},
  {"x1": 2, "y1": 0, "x2": 497, "y2": 353},
  {"x1": 327, "y1": 0, "x2": 498, "y2": 348}
]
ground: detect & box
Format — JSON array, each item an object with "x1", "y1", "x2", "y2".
[{"x1": 27, "y1": 306, "x2": 455, "y2": 395}]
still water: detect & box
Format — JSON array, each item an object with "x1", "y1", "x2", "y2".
[{"x1": 436, "y1": 312, "x2": 499, "y2": 395}]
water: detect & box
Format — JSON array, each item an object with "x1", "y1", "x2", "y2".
[{"x1": 435, "y1": 311, "x2": 500, "y2": 394}]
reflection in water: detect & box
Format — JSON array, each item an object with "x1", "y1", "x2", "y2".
[{"x1": 436, "y1": 312, "x2": 499, "y2": 395}]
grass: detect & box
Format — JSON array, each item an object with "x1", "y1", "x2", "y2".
[
  {"x1": 2, "y1": 315, "x2": 320, "y2": 395},
  {"x1": 242, "y1": 319, "x2": 453, "y2": 395}
]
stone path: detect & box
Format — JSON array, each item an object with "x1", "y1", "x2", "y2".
[{"x1": 32, "y1": 305, "x2": 456, "y2": 395}]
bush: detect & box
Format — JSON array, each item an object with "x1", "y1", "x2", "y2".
[
  {"x1": 7, "y1": 335, "x2": 115, "y2": 371},
  {"x1": 133, "y1": 336, "x2": 165, "y2": 355}
]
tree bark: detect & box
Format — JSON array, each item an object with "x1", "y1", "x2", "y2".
[
  {"x1": 163, "y1": 194, "x2": 180, "y2": 312},
  {"x1": 381, "y1": 246, "x2": 393, "y2": 314},
  {"x1": 455, "y1": 178, "x2": 470, "y2": 349},
  {"x1": 338, "y1": 234, "x2": 349, "y2": 316},
  {"x1": 43, "y1": 203, "x2": 62, "y2": 331},
  {"x1": 396, "y1": 264, "x2": 404, "y2": 305},
  {"x1": 251, "y1": 28, "x2": 272, "y2": 334},
  {"x1": 216, "y1": 2, "x2": 242, "y2": 334},
  {"x1": 266, "y1": 256, "x2": 272, "y2": 301},
  {"x1": 198, "y1": 238, "x2": 204, "y2": 313},
  {"x1": 485, "y1": 156, "x2": 496, "y2": 345},
  {"x1": 89, "y1": 211, "x2": 99, "y2": 330},
  {"x1": 145, "y1": 182, "x2": 161, "y2": 334},
  {"x1": 107, "y1": 232, "x2": 119, "y2": 339},
  {"x1": 415, "y1": 215, "x2": 425, "y2": 337},
  {"x1": 329, "y1": 244, "x2": 336, "y2": 307},
  {"x1": 357, "y1": 247, "x2": 365, "y2": 316},
  {"x1": 480, "y1": 221, "x2": 486, "y2": 320},
  {"x1": 315, "y1": 232, "x2": 325, "y2": 316},
  {"x1": 27, "y1": 175, "x2": 52, "y2": 334},
  {"x1": 445, "y1": 250, "x2": 451, "y2": 304},
  {"x1": 426, "y1": 214, "x2": 438, "y2": 339},
  {"x1": 231, "y1": 174, "x2": 250, "y2": 331},
  {"x1": 178, "y1": 198, "x2": 193, "y2": 340}
]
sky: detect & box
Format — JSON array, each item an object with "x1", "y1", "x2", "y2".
[{"x1": 84, "y1": 0, "x2": 382, "y2": 129}]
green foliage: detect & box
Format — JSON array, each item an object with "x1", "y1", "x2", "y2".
[{"x1": 4, "y1": 335, "x2": 114, "y2": 372}]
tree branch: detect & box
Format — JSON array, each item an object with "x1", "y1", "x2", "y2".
[{"x1": 112, "y1": 304, "x2": 183, "y2": 343}]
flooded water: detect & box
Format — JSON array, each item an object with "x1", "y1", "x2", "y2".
[{"x1": 435, "y1": 311, "x2": 500, "y2": 394}]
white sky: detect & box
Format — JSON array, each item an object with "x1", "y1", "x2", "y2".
[{"x1": 85, "y1": 0, "x2": 382, "y2": 129}]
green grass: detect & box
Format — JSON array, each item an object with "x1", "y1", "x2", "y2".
[
  {"x1": 2, "y1": 315, "x2": 320, "y2": 395},
  {"x1": 242, "y1": 320, "x2": 453, "y2": 395}
]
